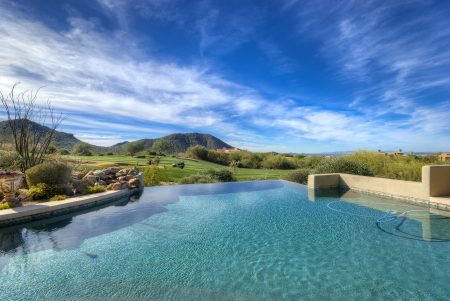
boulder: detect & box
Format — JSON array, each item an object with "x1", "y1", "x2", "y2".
[
  {"x1": 128, "y1": 178, "x2": 140, "y2": 188},
  {"x1": 120, "y1": 181, "x2": 129, "y2": 190},
  {"x1": 82, "y1": 175, "x2": 98, "y2": 186},
  {"x1": 104, "y1": 167, "x2": 119, "y2": 175},
  {"x1": 72, "y1": 171, "x2": 85, "y2": 180},
  {"x1": 117, "y1": 176, "x2": 127, "y2": 182},
  {"x1": 107, "y1": 182, "x2": 122, "y2": 191},
  {"x1": 116, "y1": 169, "x2": 128, "y2": 177},
  {"x1": 95, "y1": 180, "x2": 107, "y2": 187}
]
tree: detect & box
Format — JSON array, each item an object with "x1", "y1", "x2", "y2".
[
  {"x1": 152, "y1": 139, "x2": 175, "y2": 155},
  {"x1": 72, "y1": 142, "x2": 92, "y2": 156},
  {"x1": 125, "y1": 140, "x2": 145, "y2": 156},
  {"x1": 0, "y1": 84, "x2": 64, "y2": 171}
]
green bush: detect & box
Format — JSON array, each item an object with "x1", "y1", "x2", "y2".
[
  {"x1": 107, "y1": 152, "x2": 114, "y2": 156},
  {"x1": 59, "y1": 149, "x2": 70, "y2": 155},
  {"x1": 187, "y1": 145, "x2": 209, "y2": 160},
  {"x1": 29, "y1": 183, "x2": 63, "y2": 200},
  {"x1": 205, "y1": 168, "x2": 236, "y2": 182},
  {"x1": 85, "y1": 185, "x2": 107, "y2": 194},
  {"x1": 26, "y1": 161, "x2": 72, "y2": 187},
  {"x1": 295, "y1": 156, "x2": 325, "y2": 169},
  {"x1": 314, "y1": 157, "x2": 373, "y2": 176},
  {"x1": 0, "y1": 150, "x2": 21, "y2": 170},
  {"x1": 179, "y1": 174, "x2": 216, "y2": 184},
  {"x1": 179, "y1": 169, "x2": 236, "y2": 184},
  {"x1": 0, "y1": 202, "x2": 14, "y2": 210},
  {"x1": 135, "y1": 155, "x2": 146, "y2": 159},
  {"x1": 49, "y1": 195, "x2": 67, "y2": 202},
  {"x1": 72, "y1": 142, "x2": 92, "y2": 156},
  {"x1": 261, "y1": 155, "x2": 296, "y2": 169},
  {"x1": 283, "y1": 169, "x2": 312, "y2": 184},
  {"x1": 143, "y1": 166, "x2": 160, "y2": 186}
]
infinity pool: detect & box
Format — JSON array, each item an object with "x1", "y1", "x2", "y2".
[{"x1": 0, "y1": 181, "x2": 449, "y2": 300}]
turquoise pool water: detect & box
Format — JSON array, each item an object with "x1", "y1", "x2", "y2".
[{"x1": 0, "y1": 180, "x2": 449, "y2": 300}]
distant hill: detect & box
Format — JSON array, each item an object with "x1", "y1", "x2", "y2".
[
  {"x1": 0, "y1": 119, "x2": 83, "y2": 150},
  {"x1": 0, "y1": 120, "x2": 233, "y2": 153},
  {"x1": 117, "y1": 133, "x2": 233, "y2": 153}
]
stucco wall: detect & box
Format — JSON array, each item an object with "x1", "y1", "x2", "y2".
[
  {"x1": 308, "y1": 165, "x2": 450, "y2": 205},
  {"x1": 339, "y1": 174, "x2": 427, "y2": 200}
]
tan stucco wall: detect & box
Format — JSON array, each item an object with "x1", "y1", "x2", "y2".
[
  {"x1": 422, "y1": 165, "x2": 450, "y2": 197},
  {"x1": 307, "y1": 165, "x2": 450, "y2": 208},
  {"x1": 307, "y1": 174, "x2": 340, "y2": 189},
  {"x1": 339, "y1": 174, "x2": 427, "y2": 200}
]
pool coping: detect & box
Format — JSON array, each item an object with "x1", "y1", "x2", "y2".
[{"x1": 0, "y1": 189, "x2": 141, "y2": 227}]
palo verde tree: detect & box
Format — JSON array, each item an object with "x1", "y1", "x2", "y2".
[{"x1": 0, "y1": 83, "x2": 64, "y2": 172}]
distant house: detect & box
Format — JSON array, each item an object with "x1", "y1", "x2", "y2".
[
  {"x1": 438, "y1": 153, "x2": 450, "y2": 161},
  {"x1": 377, "y1": 150, "x2": 404, "y2": 157},
  {"x1": 216, "y1": 147, "x2": 240, "y2": 154}
]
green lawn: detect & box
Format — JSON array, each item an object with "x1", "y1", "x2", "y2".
[{"x1": 66, "y1": 155, "x2": 292, "y2": 184}]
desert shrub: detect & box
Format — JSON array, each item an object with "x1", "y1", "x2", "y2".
[
  {"x1": 314, "y1": 157, "x2": 373, "y2": 176},
  {"x1": 85, "y1": 185, "x2": 107, "y2": 194},
  {"x1": 0, "y1": 150, "x2": 21, "y2": 170},
  {"x1": 261, "y1": 155, "x2": 296, "y2": 169},
  {"x1": 283, "y1": 169, "x2": 312, "y2": 184},
  {"x1": 107, "y1": 152, "x2": 114, "y2": 156},
  {"x1": 295, "y1": 156, "x2": 325, "y2": 169},
  {"x1": 0, "y1": 202, "x2": 14, "y2": 210},
  {"x1": 125, "y1": 141, "x2": 145, "y2": 156},
  {"x1": 143, "y1": 166, "x2": 160, "y2": 186},
  {"x1": 187, "y1": 145, "x2": 209, "y2": 160},
  {"x1": 59, "y1": 149, "x2": 70, "y2": 155},
  {"x1": 26, "y1": 161, "x2": 72, "y2": 187},
  {"x1": 179, "y1": 168, "x2": 236, "y2": 184},
  {"x1": 72, "y1": 142, "x2": 92, "y2": 156},
  {"x1": 98, "y1": 153, "x2": 104, "y2": 156},
  {"x1": 206, "y1": 150, "x2": 230, "y2": 165},
  {"x1": 152, "y1": 157, "x2": 161, "y2": 166},
  {"x1": 229, "y1": 151, "x2": 263, "y2": 168},
  {"x1": 135, "y1": 155, "x2": 146, "y2": 159},
  {"x1": 179, "y1": 174, "x2": 216, "y2": 184},
  {"x1": 29, "y1": 183, "x2": 63, "y2": 200},
  {"x1": 49, "y1": 195, "x2": 67, "y2": 202},
  {"x1": 205, "y1": 168, "x2": 236, "y2": 182}
]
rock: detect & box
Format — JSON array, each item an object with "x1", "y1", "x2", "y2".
[
  {"x1": 93, "y1": 170, "x2": 108, "y2": 180},
  {"x1": 104, "y1": 167, "x2": 119, "y2": 175},
  {"x1": 82, "y1": 175, "x2": 98, "y2": 186},
  {"x1": 55, "y1": 185, "x2": 74, "y2": 197},
  {"x1": 125, "y1": 175, "x2": 134, "y2": 181},
  {"x1": 107, "y1": 182, "x2": 122, "y2": 191},
  {"x1": 75, "y1": 182, "x2": 89, "y2": 194},
  {"x1": 120, "y1": 181, "x2": 129, "y2": 190},
  {"x1": 128, "y1": 178, "x2": 140, "y2": 188},
  {"x1": 71, "y1": 178, "x2": 81, "y2": 186},
  {"x1": 117, "y1": 176, "x2": 127, "y2": 182},
  {"x1": 72, "y1": 171, "x2": 85, "y2": 180},
  {"x1": 17, "y1": 189, "x2": 32, "y2": 202},
  {"x1": 116, "y1": 169, "x2": 128, "y2": 177},
  {"x1": 95, "y1": 180, "x2": 107, "y2": 187}
]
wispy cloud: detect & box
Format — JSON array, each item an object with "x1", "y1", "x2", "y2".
[{"x1": 0, "y1": 2, "x2": 449, "y2": 152}]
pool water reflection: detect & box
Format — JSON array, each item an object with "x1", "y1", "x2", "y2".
[{"x1": 0, "y1": 180, "x2": 449, "y2": 300}]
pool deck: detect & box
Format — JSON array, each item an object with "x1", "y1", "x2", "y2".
[{"x1": 0, "y1": 189, "x2": 139, "y2": 227}]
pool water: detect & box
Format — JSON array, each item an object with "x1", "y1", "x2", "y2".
[{"x1": 0, "y1": 180, "x2": 449, "y2": 300}]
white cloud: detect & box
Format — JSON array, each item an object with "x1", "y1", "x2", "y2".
[{"x1": 0, "y1": 3, "x2": 449, "y2": 152}]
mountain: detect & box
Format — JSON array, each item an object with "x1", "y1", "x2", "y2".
[
  {"x1": 0, "y1": 119, "x2": 83, "y2": 150},
  {"x1": 0, "y1": 119, "x2": 233, "y2": 153},
  {"x1": 118, "y1": 133, "x2": 233, "y2": 153}
]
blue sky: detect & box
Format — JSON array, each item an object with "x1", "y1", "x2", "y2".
[{"x1": 0, "y1": 0, "x2": 449, "y2": 152}]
